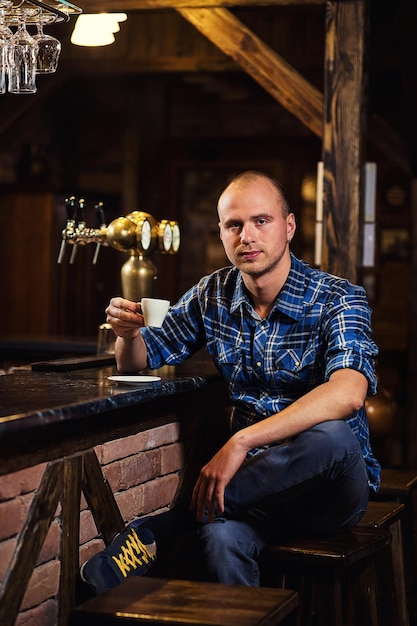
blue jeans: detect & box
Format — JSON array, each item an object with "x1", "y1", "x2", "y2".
[
  {"x1": 197, "y1": 420, "x2": 369, "y2": 585},
  {"x1": 139, "y1": 420, "x2": 369, "y2": 586}
]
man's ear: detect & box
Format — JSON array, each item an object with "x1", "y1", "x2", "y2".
[{"x1": 287, "y1": 213, "x2": 296, "y2": 241}]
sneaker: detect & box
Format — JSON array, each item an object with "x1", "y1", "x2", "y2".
[{"x1": 80, "y1": 522, "x2": 157, "y2": 595}]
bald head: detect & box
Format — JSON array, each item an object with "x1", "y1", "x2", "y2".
[{"x1": 218, "y1": 171, "x2": 290, "y2": 218}]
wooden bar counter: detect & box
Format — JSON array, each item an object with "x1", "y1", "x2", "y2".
[{"x1": 0, "y1": 350, "x2": 230, "y2": 626}]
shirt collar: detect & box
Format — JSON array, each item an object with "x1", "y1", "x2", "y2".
[{"x1": 229, "y1": 254, "x2": 307, "y2": 321}]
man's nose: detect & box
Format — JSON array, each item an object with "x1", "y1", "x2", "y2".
[{"x1": 240, "y1": 224, "x2": 255, "y2": 244}]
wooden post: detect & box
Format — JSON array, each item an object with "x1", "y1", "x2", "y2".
[
  {"x1": 321, "y1": 0, "x2": 367, "y2": 283},
  {"x1": 407, "y1": 178, "x2": 417, "y2": 468}
]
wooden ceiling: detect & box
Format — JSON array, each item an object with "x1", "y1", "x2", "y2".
[
  {"x1": 1, "y1": 0, "x2": 415, "y2": 171},
  {"x1": 78, "y1": 0, "x2": 326, "y2": 9}
]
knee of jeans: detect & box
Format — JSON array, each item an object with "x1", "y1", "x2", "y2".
[
  {"x1": 312, "y1": 420, "x2": 360, "y2": 454},
  {"x1": 199, "y1": 519, "x2": 230, "y2": 550},
  {"x1": 197, "y1": 520, "x2": 262, "y2": 586},
  {"x1": 199, "y1": 519, "x2": 262, "y2": 556}
]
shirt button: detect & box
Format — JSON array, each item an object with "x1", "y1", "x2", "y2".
[
  {"x1": 295, "y1": 361, "x2": 300, "y2": 367},
  {"x1": 256, "y1": 361, "x2": 262, "y2": 367}
]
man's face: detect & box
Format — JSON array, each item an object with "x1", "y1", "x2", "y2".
[{"x1": 218, "y1": 179, "x2": 296, "y2": 279}]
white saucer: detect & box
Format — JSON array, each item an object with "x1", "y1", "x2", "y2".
[{"x1": 108, "y1": 375, "x2": 161, "y2": 385}]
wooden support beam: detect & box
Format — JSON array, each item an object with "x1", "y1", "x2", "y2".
[
  {"x1": 59, "y1": 456, "x2": 82, "y2": 626},
  {"x1": 82, "y1": 450, "x2": 125, "y2": 545},
  {"x1": 79, "y1": 0, "x2": 326, "y2": 12},
  {"x1": 0, "y1": 462, "x2": 64, "y2": 626},
  {"x1": 177, "y1": 7, "x2": 324, "y2": 137},
  {"x1": 321, "y1": 0, "x2": 367, "y2": 282}
]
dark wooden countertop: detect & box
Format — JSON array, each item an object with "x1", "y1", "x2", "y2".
[{"x1": 0, "y1": 351, "x2": 229, "y2": 476}]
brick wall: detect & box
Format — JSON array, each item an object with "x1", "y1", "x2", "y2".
[{"x1": 0, "y1": 418, "x2": 192, "y2": 626}]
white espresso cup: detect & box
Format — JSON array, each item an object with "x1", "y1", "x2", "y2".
[{"x1": 141, "y1": 298, "x2": 170, "y2": 327}]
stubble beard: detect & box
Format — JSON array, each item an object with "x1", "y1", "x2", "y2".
[{"x1": 235, "y1": 250, "x2": 284, "y2": 279}]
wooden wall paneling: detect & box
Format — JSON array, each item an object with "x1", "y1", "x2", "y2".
[
  {"x1": 54, "y1": 208, "x2": 124, "y2": 339},
  {"x1": 0, "y1": 192, "x2": 56, "y2": 337},
  {"x1": 321, "y1": 0, "x2": 367, "y2": 283}
]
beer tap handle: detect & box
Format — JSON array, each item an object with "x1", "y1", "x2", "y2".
[
  {"x1": 92, "y1": 201, "x2": 106, "y2": 265},
  {"x1": 69, "y1": 197, "x2": 85, "y2": 264},
  {"x1": 66, "y1": 195, "x2": 76, "y2": 221},
  {"x1": 77, "y1": 197, "x2": 86, "y2": 225},
  {"x1": 57, "y1": 238, "x2": 66, "y2": 264},
  {"x1": 97, "y1": 201, "x2": 106, "y2": 227},
  {"x1": 57, "y1": 196, "x2": 76, "y2": 264}
]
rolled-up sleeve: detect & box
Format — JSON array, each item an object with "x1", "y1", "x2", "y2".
[{"x1": 323, "y1": 289, "x2": 378, "y2": 395}]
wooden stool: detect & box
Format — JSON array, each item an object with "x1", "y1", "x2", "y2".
[
  {"x1": 70, "y1": 577, "x2": 299, "y2": 626},
  {"x1": 357, "y1": 501, "x2": 408, "y2": 626},
  {"x1": 260, "y1": 501, "x2": 406, "y2": 626},
  {"x1": 374, "y1": 467, "x2": 417, "y2": 625}
]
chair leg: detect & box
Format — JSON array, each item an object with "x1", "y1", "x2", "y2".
[
  {"x1": 374, "y1": 543, "x2": 403, "y2": 626},
  {"x1": 390, "y1": 520, "x2": 409, "y2": 625}
]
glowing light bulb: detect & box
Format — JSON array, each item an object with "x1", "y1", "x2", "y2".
[{"x1": 70, "y1": 14, "x2": 127, "y2": 47}]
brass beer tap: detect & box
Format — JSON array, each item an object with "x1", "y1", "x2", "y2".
[{"x1": 57, "y1": 199, "x2": 180, "y2": 301}]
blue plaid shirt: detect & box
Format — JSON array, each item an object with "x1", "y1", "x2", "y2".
[{"x1": 142, "y1": 254, "x2": 381, "y2": 491}]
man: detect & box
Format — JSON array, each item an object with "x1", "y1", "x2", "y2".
[{"x1": 84, "y1": 170, "x2": 380, "y2": 591}]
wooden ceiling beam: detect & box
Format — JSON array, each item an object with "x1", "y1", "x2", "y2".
[
  {"x1": 176, "y1": 7, "x2": 323, "y2": 137},
  {"x1": 78, "y1": 0, "x2": 325, "y2": 12}
]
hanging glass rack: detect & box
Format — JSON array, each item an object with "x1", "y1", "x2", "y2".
[
  {"x1": 0, "y1": 0, "x2": 82, "y2": 25},
  {"x1": 0, "y1": 0, "x2": 82, "y2": 95}
]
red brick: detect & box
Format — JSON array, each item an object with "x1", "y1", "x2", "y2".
[
  {"x1": 37, "y1": 520, "x2": 60, "y2": 566},
  {"x1": 100, "y1": 421, "x2": 181, "y2": 464},
  {"x1": 103, "y1": 449, "x2": 162, "y2": 492},
  {"x1": 161, "y1": 442, "x2": 186, "y2": 475},
  {"x1": 0, "y1": 418, "x2": 193, "y2": 625},
  {"x1": 100, "y1": 435, "x2": 146, "y2": 464},
  {"x1": 115, "y1": 474, "x2": 179, "y2": 521},
  {"x1": 21, "y1": 560, "x2": 60, "y2": 610},
  {"x1": 115, "y1": 483, "x2": 145, "y2": 522},
  {"x1": 80, "y1": 491, "x2": 88, "y2": 511},
  {"x1": 142, "y1": 475, "x2": 180, "y2": 514},
  {"x1": 79, "y1": 508, "x2": 100, "y2": 545},
  {"x1": 93, "y1": 444, "x2": 104, "y2": 464},
  {"x1": 0, "y1": 493, "x2": 33, "y2": 540},
  {"x1": 144, "y1": 422, "x2": 182, "y2": 449},
  {"x1": 0, "y1": 537, "x2": 16, "y2": 581},
  {"x1": 16, "y1": 598, "x2": 57, "y2": 626},
  {"x1": 1, "y1": 520, "x2": 61, "y2": 581},
  {"x1": 79, "y1": 537, "x2": 106, "y2": 565},
  {"x1": 0, "y1": 464, "x2": 46, "y2": 501}
]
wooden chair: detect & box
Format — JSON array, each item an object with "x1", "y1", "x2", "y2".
[
  {"x1": 372, "y1": 468, "x2": 417, "y2": 625},
  {"x1": 70, "y1": 577, "x2": 299, "y2": 626},
  {"x1": 357, "y1": 500, "x2": 408, "y2": 626},
  {"x1": 260, "y1": 500, "x2": 406, "y2": 626}
]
